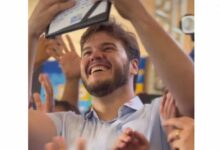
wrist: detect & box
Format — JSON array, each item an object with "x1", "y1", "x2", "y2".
[
  {"x1": 65, "y1": 76, "x2": 80, "y2": 83},
  {"x1": 28, "y1": 20, "x2": 41, "y2": 40},
  {"x1": 28, "y1": 28, "x2": 39, "y2": 44}
]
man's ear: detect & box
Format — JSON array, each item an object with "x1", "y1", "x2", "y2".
[{"x1": 130, "y1": 58, "x2": 139, "y2": 75}]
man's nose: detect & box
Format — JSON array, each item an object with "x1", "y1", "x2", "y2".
[{"x1": 90, "y1": 50, "x2": 104, "y2": 61}]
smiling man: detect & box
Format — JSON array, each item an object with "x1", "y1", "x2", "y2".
[
  {"x1": 80, "y1": 31, "x2": 133, "y2": 98},
  {"x1": 29, "y1": 0, "x2": 194, "y2": 150},
  {"x1": 79, "y1": 23, "x2": 140, "y2": 121}
]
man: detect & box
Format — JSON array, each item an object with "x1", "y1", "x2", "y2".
[{"x1": 29, "y1": 0, "x2": 194, "y2": 150}]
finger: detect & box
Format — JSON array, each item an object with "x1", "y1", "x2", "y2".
[
  {"x1": 117, "y1": 132, "x2": 133, "y2": 145},
  {"x1": 169, "y1": 98, "x2": 177, "y2": 118},
  {"x1": 120, "y1": 128, "x2": 133, "y2": 143},
  {"x1": 47, "y1": 0, "x2": 76, "y2": 19},
  {"x1": 39, "y1": 33, "x2": 46, "y2": 41},
  {"x1": 170, "y1": 139, "x2": 181, "y2": 150},
  {"x1": 41, "y1": 77, "x2": 54, "y2": 112},
  {"x1": 39, "y1": 74, "x2": 52, "y2": 96},
  {"x1": 38, "y1": 73, "x2": 44, "y2": 83},
  {"x1": 43, "y1": 74, "x2": 53, "y2": 94},
  {"x1": 47, "y1": 49, "x2": 60, "y2": 61},
  {"x1": 53, "y1": 136, "x2": 67, "y2": 150},
  {"x1": 133, "y1": 131, "x2": 149, "y2": 145},
  {"x1": 66, "y1": 35, "x2": 76, "y2": 53},
  {"x1": 54, "y1": 36, "x2": 67, "y2": 55},
  {"x1": 117, "y1": 141, "x2": 126, "y2": 149},
  {"x1": 39, "y1": 74, "x2": 54, "y2": 107},
  {"x1": 33, "y1": 93, "x2": 43, "y2": 111},
  {"x1": 43, "y1": 78, "x2": 53, "y2": 100},
  {"x1": 44, "y1": 142, "x2": 57, "y2": 150},
  {"x1": 167, "y1": 129, "x2": 181, "y2": 142},
  {"x1": 123, "y1": 127, "x2": 133, "y2": 135},
  {"x1": 57, "y1": 36, "x2": 69, "y2": 53},
  {"x1": 47, "y1": 36, "x2": 64, "y2": 56},
  {"x1": 113, "y1": 133, "x2": 131, "y2": 150},
  {"x1": 166, "y1": 93, "x2": 175, "y2": 118},
  {"x1": 55, "y1": 46, "x2": 64, "y2": 57},
  {"x1": 47, "y1": 38, "x2": 60, "y2": 48},
  {"x1": 163, "y1": 93, "x2": 170, "y2": 119},
  {"x1": 163, "y1": 118, "x2": 185, "y2": 129},
  {"x1": 47, "y1": 39, "x2": 64, "y2": 57},
  {"x1": 75, "y1": 138, "x2": 86, "y2": 150}
]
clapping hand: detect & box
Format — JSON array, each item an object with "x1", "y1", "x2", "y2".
[
  {"x1": 112, "y1": 128, "x2": 149, "y2": 150},
  {"x1": 33, "y1": 73, "x2": 55, "y2": 113},
  {"x1": 47, "y1": 35, "x2": 81, "y2": 81}
]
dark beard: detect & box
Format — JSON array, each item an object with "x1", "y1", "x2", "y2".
[{"x1": 82, "y1": 63, "x2": 129, "y2": 97}]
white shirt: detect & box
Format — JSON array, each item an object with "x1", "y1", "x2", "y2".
[{"x1": 48, "y1": 96, "x2": 170, "y2": 150}]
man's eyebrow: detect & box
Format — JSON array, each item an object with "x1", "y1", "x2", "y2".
[
  {"x1": 82, "y1": 42, "x2": 116, "y2": 52},
  {"x1": 82, "y1": 46, "x2": 91, "y2": 53},
  {"x1": 100, "y1": 42, "x2": 117, "y2": 47}
]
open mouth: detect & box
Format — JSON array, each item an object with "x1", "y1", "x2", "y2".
[
  {"x1": 90, "y1": 66, "x2": 108, "y2": 74},
  {"x1": 87, "y1": 64, "x2": 111, "y2": 75}
]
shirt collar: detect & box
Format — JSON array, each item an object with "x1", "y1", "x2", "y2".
[
  {"x1": 84, "y1": 96, "x2": 144, "y2": 120},
  {"x1": 123, "y1": 96, "x2": 144, "y2": 111}
]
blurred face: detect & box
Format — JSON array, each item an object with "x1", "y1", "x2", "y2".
[{"x1": 80, "y1": 32, "x2": 130, "y2": 97}]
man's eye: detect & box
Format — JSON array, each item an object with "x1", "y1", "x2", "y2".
[
  {"x1": 82, "y1": 51, "x2": 91, "y2": 57},
  {"x1": 103, "y1": 47, "x2": 113, "y2": 51}
]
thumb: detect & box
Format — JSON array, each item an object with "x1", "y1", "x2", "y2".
[
  {"x1": 75, "y1": 138, "x2": 86, "y2": 150},
  {"x1": 33, "y1": 93, "x2": 44, "y2": 112}
]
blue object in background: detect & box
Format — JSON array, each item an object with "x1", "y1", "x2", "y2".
[{"x1": 41, "y1": 61, "x2": 65, "y2": 102}]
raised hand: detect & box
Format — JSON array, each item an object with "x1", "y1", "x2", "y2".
[
  {"x1": 160, "y1": 91, "x2": 178, "y2": 149},
  {"x1": 47, "y1": 35, "x2": 81, "y2": 80},
  {"x1": 29, "y1": 0, "x2": 76, "y2": 103},
  {"x1": 29, "y1": 0, "x2": 75, "y2": 38},
  {"x1": 34, "y1": 34, "x2": 51, "y2": 69},
  {"x1": 163, "y1": 117, "x2": 194, "y2": 150},
  {"x1": 33, "y1": 73, "x2": 55, "y2": 113},
  {"x1": 112, "y1": 128, "x2": 149, "y2": 150},
  {"x1": 160, "y1": 91, "x2": 178, "y2": 121}
]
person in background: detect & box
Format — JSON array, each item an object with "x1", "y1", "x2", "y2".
[
  {"x1": 33, "y1": 73, "x2": 80, "y2": 113},
  {"x1": 32, "y1": 34, "x2": 81, "y2": 113},
  {"x1": 160, "y1": 91, "x2": 194, "y2": 150},
  {"x1": 163, "y1": 117, "x2": 194, "y2": 150},
  {"x1": 33, "y1": 73, "x2": 55, "y2": 113},
  {"x1": 46, "y1": 35, "x2": 81, "y2": 110}
]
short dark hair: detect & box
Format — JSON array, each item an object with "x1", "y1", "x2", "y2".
[
  {"x1": 80, "y1": 20, "x2": 140, "y2": 61},
  {"x1": 55, "y1": 100, "x2": 80, "y2": 114}
]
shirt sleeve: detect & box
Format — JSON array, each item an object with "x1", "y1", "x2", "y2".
[
  {"x1": 149, "y1": 97, "x2": 171, "y2": 150},
  {"x1": 46, "y1": 111, "x2": 68, "y2": 136}
]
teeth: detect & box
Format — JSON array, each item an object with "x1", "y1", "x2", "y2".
[{"x1": 91, "y1": 66, "x2": 107, "y2": 74}]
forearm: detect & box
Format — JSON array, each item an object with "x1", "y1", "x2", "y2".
[
  {"x1": 61, "y1": 78, "x2": 80, "y2": 108},
  {"x1": 129, "y1": 7, "x2": 194, "y2": 116},
  {"x1": 28, "y1": 30, "x2": 38, "y2": 103},
  {"x1": 29, "y1": 110, "x2": 57, "y2": 150},
  {"x1": 34, "y1": 58, "x2": 45, "y2": 72}
]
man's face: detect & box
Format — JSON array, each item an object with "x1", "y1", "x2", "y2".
[{"x1": 80, "y1": 32, "x2": 130, "y2": 97}]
